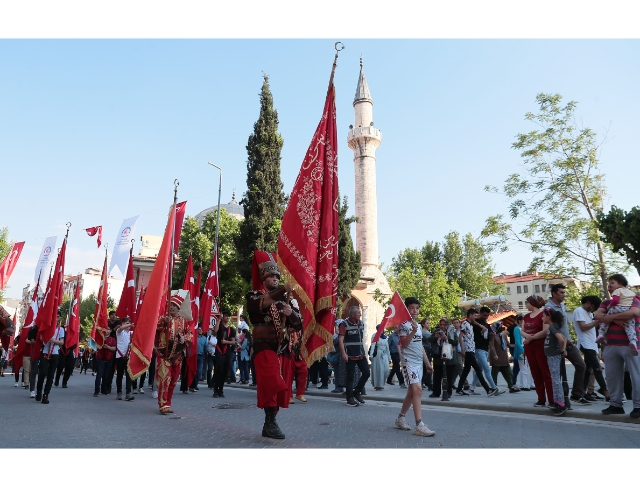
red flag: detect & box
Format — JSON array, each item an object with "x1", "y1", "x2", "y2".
[
  {"x1": 13, "y1": 279, "x2": 38, "y2": 369},
  {"x1": 371, "y1": 291, "x2": 412, "y2": 343},
  {"x1": 8, "y1": 316, "x2": 15, "y2": 362},
  {"x1": 182, "y1": 255, "x2": 198, "y2": 386},
  {"x1": 135, "y1": 286, "x2": 146, "y2": 321},
  {"x1": 277, "y1": 82, "x2": 339, "y2": 365},
  {"x1": 85, "y1": 226, "x2": 103, "y2": 248},
  {"x1": 0, "y1": 241, "x2": 25, "y2": 290},
  {"x1": 65, "y1": 278, "x2": 81, "y2": 350},
  {"x1": 37, "y1": 236, "x2": 67, "y2": 345},
  {"x1": 200, "y1": 248, "x2": 219, "y2": 334},
  {"x1": 174, "y1": 201, "x2": 187, "y2": 250},
  {"x1": 89, "y1": 254, "x2": 109, "y2": 350},
  {"x1": 128, "y1": 202, "x2": 176, "y2": 379},
  {"x1": 115, "y1": 248, "x2": 136, "y2": 323}
]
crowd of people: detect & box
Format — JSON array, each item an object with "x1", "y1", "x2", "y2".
[{"x1": 2, "y1": 272, "x2": 640, "y2": 439}]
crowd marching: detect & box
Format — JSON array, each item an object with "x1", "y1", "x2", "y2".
[{"x1": 1, "y1": 272, "x2": 639, "y2": 440}]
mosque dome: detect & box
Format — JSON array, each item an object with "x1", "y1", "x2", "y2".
[{"x1": 194, "y1": 191, "x2": 245, "y2": 224}]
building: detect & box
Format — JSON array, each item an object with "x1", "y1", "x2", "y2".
[
  {"x1": 194, "y1": 192, "x2": 244, "y2": 224},
  {"x1": 62, "y1": 269, "x2": 125, "y2": 305},
  {"x1": 344, "y1": 58, "x2": 392, "y2": 344},
  {"x1": 493, "y1": 271, "x2": 589, "y2": 312}
]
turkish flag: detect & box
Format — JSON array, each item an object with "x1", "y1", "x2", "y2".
[
  {"x1": 135, "y1": 286, "x2": 146, "y2": 321},
  {"x1": 0, "y1": 241, "x2": 25, "y2": 290},
  {"x1": 89, "y1": 255, "x2": 109, "y2": 350},
  {"x1": 200, "y1": 248, "x2": 219, "y2": 334},
  {"x1": 371, "y1": 291, "x2": 412, "y2": 343},
  {"x1": 128, "y1": 201, "x2": 176, "y2": 380},
  {"x1": 115, "y1": 248, "x2": 137, "y2": 323},
  {"x1": 36, "y1": 236, "x2": 67, "y2": 345},
  {"x1": 277, "y1": 81, "x2": 339, "y2": 366},
  {"x1": 13, "y1": 276, "x2": 38, "y2": 369},
  {"x1": 182, "y1": 255, "x2": 198, "y2": 386},
  {"x1": 174, "y1": 201, "x2": 187, "y2": 250},
  {"x1": 66, "y1": 278, "x2": 81, "y2": 350},
  {"x1": 85, "y1": 226, "x2": 103, "y2": 248}
]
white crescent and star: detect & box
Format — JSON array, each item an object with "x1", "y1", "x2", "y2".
[{"x1": 385, "y1": 304, "x2": 396, "y2": 319}]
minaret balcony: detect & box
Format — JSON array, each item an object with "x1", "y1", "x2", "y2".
[{"x1": 347, "y1": 126, "x2": 382, "y2": 146}]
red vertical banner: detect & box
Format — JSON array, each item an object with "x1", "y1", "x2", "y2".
[
  {"x1": 66, "y1": 278, "x2": 82, "y2": 350},
  {"x1": 0, "y1": 241, "x2": 25, "y2": 290},
  {"x1": 115, "y1": 247, "x2": 137, "y2": 322},
  {"x1": 200, "y1": 248, "x2": 219, "y2": 334},
  {"x1": 89, "y1": 255, "x2": 109, "y2": 349},
  {"x1": 182, "y1": 255, "x2": 198, "y2": 386}
]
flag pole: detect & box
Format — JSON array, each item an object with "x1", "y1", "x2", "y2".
[
  {"x1": 167, "y1": 179, "x2": 179, "y2": 312},
  {"x1": 327, "y1": 41, "x2": 344, "y2": 94}
]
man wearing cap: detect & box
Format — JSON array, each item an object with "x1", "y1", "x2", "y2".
[
  {"x1": 246, "y1": 250, "x2": 302, "y2": 439},
  {"x1": 155, "y1": 291, "x2": 193, "y2": 414}
]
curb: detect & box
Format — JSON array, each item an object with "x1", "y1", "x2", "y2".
[{"x1": 225, "y1": 383, "x2": 640, "y2": 425}]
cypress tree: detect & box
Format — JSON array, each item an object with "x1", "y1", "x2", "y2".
[
  {"x1": 337, "y1": 195, "x2": 361, "y2": 302},
  {"x1": 235, "y1": 74, "x2": 286, "y2": 282}
]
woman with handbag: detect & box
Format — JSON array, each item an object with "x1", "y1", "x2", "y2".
[
  {"x1": 427, "y1": 318, "x2": 458, "y2": 398},
  {"x1": 369, "y1": 325, "x2": 391, "y2": 390}
]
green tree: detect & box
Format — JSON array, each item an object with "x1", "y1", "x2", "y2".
[
  {"x1": 0, "y1": 227, "x2": 14, "y2": 301},
  {"x1": 173, "y1": 216, "x2": 212, "y2": 289},
  {"x1": 337, "y1": 195, "x2": 361, "y2": 304},
  {"x1": 235, "y1": 74, "x2": 286, "y2": 282},
  {"x1": 596, "y1": 205, "x2": 640, "y2": 276},
  {"x1": 482, "y1": 93, "x2": 625, "y2": 297},
  {"x1": 78, "y1": 292, "x2": 115, "y2": 343}
]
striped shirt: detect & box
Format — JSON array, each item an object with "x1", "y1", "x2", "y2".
[{"x1": 600, "y1": 294, "x2": 640, "y2": 348}]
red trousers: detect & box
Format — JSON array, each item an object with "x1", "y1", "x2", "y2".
[
  {"x1": 524, "y1": 340, "x2": 554, "y2": 404},
  {"x1": 291, "y1": 356, "x2": 308, "y2": 396},
  {"x1": 255, "y1": 350, "x2": 291, "y2": 409},
  {"x1": 156, "y1": 356, "x2": 181, "y2": 409}
]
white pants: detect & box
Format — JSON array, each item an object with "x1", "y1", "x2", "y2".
[{"x1": 516, "y1": 358, "x2": 535, "y2": 389}]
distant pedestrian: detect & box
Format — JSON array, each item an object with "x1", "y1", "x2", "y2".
[
  {"x1": 369, "y1": 325, "x2": 390, "y2": 390},
  {"x1": 543, "y1": 307, "x2": 569, "y2": 416}
]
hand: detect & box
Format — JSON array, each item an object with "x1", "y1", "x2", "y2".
[
  {"x1": 282, "y1": 304, "x2": 292, "y2": 316},
  {"x1": 341, "y1": 353, "x2": 348, "y2": 362},
  {"x1": 425, "y1": 364, "x2": 434, "y2": 374},
  {"x1": 493, "y1": 355, "x2": 498, "y2": 361},
  {"x1": 164, "y1": 317, "x2": 171, "y2": 325},
  {"x1": 411, "y1": 321, "x2": 418, "y2": 333},
  {"x1": 179, "y1": 335, "x2": 185, "y2": 344},
  {"x1": 284, "y1": 282, "x2": 293, "y2": 293}
]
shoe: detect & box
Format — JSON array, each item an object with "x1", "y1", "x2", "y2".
[
  {"x1": 455, "y1": 390, "x2": 469, "y2": 396},
  {"x1": 331, "y1": 389, "x2": 343, "y2": 393},
  {"x1": 630, "y1": 408, "x2": 640, "y2": 419},
  {"x1": 584, "y1": 393, "x2": 598, "y2": 402},
  {"x1": 133, "y1": 388, "x2": 138, "y2": 394},
  {"x1": 289, "y1": 397, "x2": 295, "y2": 404},
  {"x1": 494, "y1": 389, "x2": 505, "y2": 395},
  {"x1": 30, "y1": 391, "x2": 36, "y2": 398},
  {"x1": 189, "y1": 388, "x2": 198, "y2": 393},
  {"x1": 399, "y1": 384, "x2": 407, "y2": 389},
  {"x1": 413, "y1": 421, "x2": 436, "y2": 437},
  {"x1": 547, "y1": 402, "x2": 557, "y2": 409},
  {"x1": 62, "y1": 384, "x2": 67, "y2": 388},
  {"x1": 262, "y1": 407, "x2": 285, "y2": 439},
  {"x1": 602, "y1": 405, "x2": 625, "y2": 415},
  {"x1": 213, "y1": 392, "x2": 219, "y2": 398},
  {"x1": 41, "y1": 395, "x2": 49, "y2": 404},
  {"x1": 488, "y1": 388, "x2": 498, "y2": 396},
  {"x1": 117, "y1": 393, "x2": 122, "y2": 400},
  {"x1": 386, "y1": 382, "x2": 394, "y2": 386},
  {"x1": 182, "y1": 390, "x2": 188, "y2": 394},
  {"x1": 159, "y1": 406, "x2": 171, "y2": 415},
  {"x1": 295, "y1": 395, "x2": 307, "y2": 402},
  {"x1": 14, "y1": 382, "x2": 18, "y2": 387},
  {"x1": 469, "y1": 390, "x2": 481, "y2": 395},
  {"x1": 346, "y1": 397, "x2": 359, "y2": 407},
  {"x1": 553, "y1": 405, "x2": 567, "y2": 416},
  {"x1": 520, "y1": 387, "x2": 531, "y2": 391},
  {"x1": 573, "y1": 397, "x2": 592, "y2": 406},
  {"x1": 35, "y1": 393, "x2": 42, "y2": 402},
  {"x1": 139, "y1": 388, "x2": 145, "y2": 394},
  {"x1": 152, "y1": 391, "x2": 158, "y2": 399},
  {"x1": 318, "y1": 385, "x2": 328, "y2": 389},
  {"x1": 395, "y1": 416, "x2": 411, "y2": 431},
  {"x1": 219, "y1": 392, "x2": 225, "y2": 398},
  {"x1": 125, "y1": 394, "x2": 134, "y2": 401},
  {"x1": 534, "y1": 401, "x2": 546, "y2": 407},
  {"x1": 429, "y1": 393, "x2": 439, "y2": 398},
  {"x1": 93, "y1": 392, "x2": 99, "y2": 397},
  {"x1": 54, "y1": 382, "x2": 59, "y2": 387},
  {"x1": 509, "y1": 387, "x2": 520, "y2": 393},
  {"x1": 353, "y1": 393, "x2": 365, "y2": 405}
]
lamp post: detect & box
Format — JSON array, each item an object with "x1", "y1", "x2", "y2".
[{"x1": 207, "y1": 162, "x2": 223, "y2": 253}]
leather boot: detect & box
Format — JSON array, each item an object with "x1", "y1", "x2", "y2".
[{"x1": 262, "y1": 407, "x2": 285, "y2": 439}]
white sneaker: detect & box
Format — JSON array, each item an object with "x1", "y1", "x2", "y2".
[
  {"x1": 395, "y1": 416, "x2": 411, "y2": 431},
  {"x1": 14, "y1": 382, "x2": 18, "y2": 387},
  {"x1": 152, "y1": 391, "x2": 158, "y2": 399},
  {"x1": 30, "y1": 391, "x2": 36, "y2": 398},
  {"x1": 139, "y1": 388, "x2": 145, "y2": 394},
  {"x1": 133, "y1": 388, "x2": 138, "y2": 394},
  {"x1": 413, "y1": 421, "x2": 436, "y2": 437}
]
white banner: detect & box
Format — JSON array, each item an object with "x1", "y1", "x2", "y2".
[
  {"x1": 108, "y1": 215, "x2": 139, "y2": 279},
  {"x1": 33, "y1": 236, "x2": 57, "y2": 290}
]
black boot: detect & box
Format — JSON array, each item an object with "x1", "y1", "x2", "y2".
[
  {"x1": 42, "y1": 394, "x2": 50, "y2": 404},
  {"x1": 262, "y1": 407, "x2": 285, "y2": 439}
]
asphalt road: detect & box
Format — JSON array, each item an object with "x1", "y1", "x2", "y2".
[{"x1": 2, "y1": 371, "x2": 639, "y2": 448}]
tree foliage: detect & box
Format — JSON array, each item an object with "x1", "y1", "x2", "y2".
[
  {"x1": 337, "y1": 195, "x2": 361, "y2": 302},
  {"x1": 64, "y1": 292, "x2": 116, "y2": 343},
  {"x1": 482, "y1": 93, "x2": 624, "y2": 297},
  {"x1": 235, "y1": 74, "x2": 286, "y2": 282},
  {"x1": 597, "y1": 205, "x2": 640, "y2": 276}
]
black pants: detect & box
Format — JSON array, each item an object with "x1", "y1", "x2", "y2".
[
  {"x1": 214, "y1": 353, "x2": 229, "y2": 394},
  {"x1": 432, "y1": 363, "x2": 456, "y2": 397},
  {"x1": 456, "y1": 351, "x2": 490, "y2": 393},
  {"x1": 346, "y1": 357, "x2": 370, "y2": 399},
  {"x1": 115, "y1": 357, "x2": 132, "y2": 395},
  {"x1": 581, "y1": 346, "x2": 608, "y2": 393},
  {"x1": 227, "y1": 352, "x2": 236, "y2": 382},
  {"x1": 54, "y1": 352, "x2": 75, "y2": 386},
  {"x1": 30, "y1": 357, "x2": 40, "y2": 393},
  {"x1": 148, "y1": 351, "x2": 156, "y2": 390},
  {"x1": 249, "y1": 356, "x2": 256, "y2": 385},
  {"x1": 422, "y1": 349, "x2": 433, "y2": 388},
  {"x1": 206, "y1": 354, "x2": 215, "y2": 387},
  {"x1": 106, "y1": 357, "x2": 116, "y2": 392},
  {"x1": 133, "y1": 371, "x2": 147, "y2": 390},
  {"x1": 37, "y1": 354, "x2": 59, "y2": 396},
  {"x1": 180, "y1": 359, "x2": 198, "y2": 391},
  {"x1": 509, "y1": 347, "x2": 520, "y2": 383},
  {"x1": 80, "y1": 358, "x2": 89, "y2": 373},
  {"x1": 388, "y1": 351, "x2": 404, "y2": 385},
  {"x1": 308, "y1": 357, "x2": 329, "y2": 387}
]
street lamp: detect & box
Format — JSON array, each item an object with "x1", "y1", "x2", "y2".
[{"x1": 207, "y1": 162, "x2": 223, "y2": 253}]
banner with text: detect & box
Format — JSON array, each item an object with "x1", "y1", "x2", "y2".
[
  {"x1": 33, "y1": 236, "x2": 57, "y2": 290},
  {"x1": 108, "y1": 215, "x2": 139, "y2": 280}
]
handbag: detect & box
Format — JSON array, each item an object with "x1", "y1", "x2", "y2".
[
  {"x1": 326, "y1": 350, "x2": 340, "y2": 366},
  {"x1": 441, "y1": 342, "x2": 453, "y2": 360}
]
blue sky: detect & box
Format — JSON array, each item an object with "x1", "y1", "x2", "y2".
[{"x1": 2, "y1": 38, "x2": 640, "y2": 296}]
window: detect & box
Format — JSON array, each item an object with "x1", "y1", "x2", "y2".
[
  {"x1": 518, "y1": 301, "x2": 524, "y2": 309},
  {"x1": 542, "y1": 284, "x2": 546, "y2": 292},
  {"x1": 506, "y1": 286, "x2": 511, "y2": 295},
  {"x1": 535, "y1": 284, "x2": 540, "y2": 293},
  {"x1": 517, "y1": 285, "x2": 522, "y2": 294},
  {"x1": 523, "y1": 285, "x2": 529, "y2": 293}
]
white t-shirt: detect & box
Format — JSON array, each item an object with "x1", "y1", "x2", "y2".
[
  {"x1": 116, "y1": 328, "x2": 132, "y2": 358},
  {"x1": 573, "y1": 306, "x2": 596, "y2": 351},
  {"x1": 42, "y1": 326, "x2": 65, "y2": 355},
  {"x1": 397, "y1": 320, "x2": 423, "y2": 367}
]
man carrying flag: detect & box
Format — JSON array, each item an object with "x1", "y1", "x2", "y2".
[
  {"x1": 246, "y1": 251, "x2": 302, "y2": 439},
  {"x1": 36, "y1": 310, "x2": 65, "y2": 404}
]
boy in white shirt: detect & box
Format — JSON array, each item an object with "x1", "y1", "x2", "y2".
[{"x1": 394, "y1": 297, "x2": 436, "y2": 437}]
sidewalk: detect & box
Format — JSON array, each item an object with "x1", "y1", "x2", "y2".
[{"x1": 226, "y1": 363, "x2": 640, "y2": 425}]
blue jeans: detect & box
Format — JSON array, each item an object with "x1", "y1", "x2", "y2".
[
  {"x1": 197, "y1": 355, "x2": 204, "y2": 381},
  {"x1": 94, "y1": 358, "x2": 107, "y2": 393},
  {"x1": 471, "y1": 349, "x2": 497, "y2": 389},
  {"x1": 206, "y1": 354, "x2": 215, "y2": 388},
  {"x1": 239, "y1": 359, "x2": 250, "y2": 382}
]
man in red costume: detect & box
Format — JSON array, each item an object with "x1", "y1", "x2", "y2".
[
  {"x1": 246, "y1": 251, "x2": 302, "y2": 439},
  {"x1": 155, "y1": 290, "x2": 192, "y2": 415},
  {"x1": 289, "y1": 329, "x2": 308, "y2": 403}
]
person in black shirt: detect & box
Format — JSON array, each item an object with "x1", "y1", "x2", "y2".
[
  {"x1": 469, "y1": 307, "x2": 501, "y2": 394},
  {"x1": 212, "y1": 311, "x2": 235, "y2": 398}
]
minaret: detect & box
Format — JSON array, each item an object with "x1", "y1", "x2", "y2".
[{"x1": 347, "y1": 57, "x2": 382, "y2": 276}]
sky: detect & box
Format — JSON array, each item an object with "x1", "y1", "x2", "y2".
[{"x1": 2, "y1": 14, "x2": 640, "y2": 299}]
